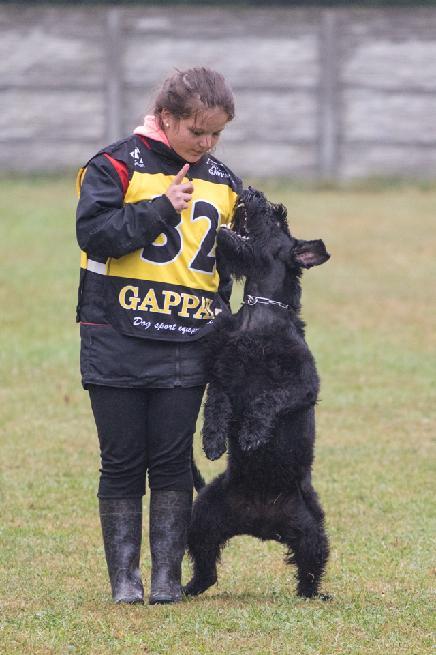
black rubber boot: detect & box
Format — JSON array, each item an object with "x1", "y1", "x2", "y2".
[
  {"x1": 148, "y1": 490, "x2": 192, "y2": 605},
  {"x1": 99, "y1": 498, "x2": 144, "y2": 604}
]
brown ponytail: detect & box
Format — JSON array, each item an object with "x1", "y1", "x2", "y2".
[{"x1": 154, "y1": 67, "x2": 235, "y2": 127}]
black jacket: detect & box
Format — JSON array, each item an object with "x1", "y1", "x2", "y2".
[{"x1": 76, "y1": 134, "x2": 242, "y2": 388}]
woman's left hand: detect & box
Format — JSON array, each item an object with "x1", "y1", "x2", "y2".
[{"x1": 165, "y1": 164, "x2": 194, "y2": 212}]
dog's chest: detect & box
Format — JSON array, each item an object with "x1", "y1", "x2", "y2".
[{"x1": 212, "y1": 330, "x2": 305, "y2": 388}]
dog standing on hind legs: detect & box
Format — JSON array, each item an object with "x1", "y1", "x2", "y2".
[{"x1": 183, "y1": 187, "x2": 331, "y2": 600}]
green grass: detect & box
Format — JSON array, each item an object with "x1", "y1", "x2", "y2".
[{"x1": 0, "y1": 177, "x2": 434, "y2": 654}]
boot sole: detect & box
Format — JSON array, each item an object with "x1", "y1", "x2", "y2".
[{"x1": 149, "y1": 595, "x2": 182, "y2": 605}]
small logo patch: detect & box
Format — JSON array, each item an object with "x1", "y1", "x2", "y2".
[
  {"x1": 207, "y1": 158, "x2": 229, "y2": 179},
  {"x1": 130, "y1": 147, "x2": 144, "y2": 168}
]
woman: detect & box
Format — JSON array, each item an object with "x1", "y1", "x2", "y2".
[{"x1": 76, "y1": 67, "x2": 241, "y2": 605}]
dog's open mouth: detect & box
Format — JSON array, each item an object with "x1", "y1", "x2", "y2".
[
  {"x1": 231, "y1": 199, "x2": 249, "y2": 238},
  {"x1": 231, "y1": 187, "x2": 274, "y2": 238}
]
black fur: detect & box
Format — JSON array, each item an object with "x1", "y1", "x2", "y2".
[
  {"x1": 192, "y1": 455, "x2": 206, "y2": 492},
  {"x1": 184, "y1": 187, "x2": 331, "y2": 600}
]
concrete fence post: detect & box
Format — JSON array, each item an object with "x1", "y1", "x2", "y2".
[
  {"x1": 318, "y1": 9, "x2": 340, "y2": 181},
  {"x1": 105, "y1": 8, "x2": 123, "y2": 143}
]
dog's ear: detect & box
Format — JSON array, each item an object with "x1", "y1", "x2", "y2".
[{"x1": 292, "y1": 239, "x2": 330, "y2": 268}]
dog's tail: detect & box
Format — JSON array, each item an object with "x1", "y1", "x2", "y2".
[{"x1": 192, "y1": 451, "x2": 206, "y2": 491}]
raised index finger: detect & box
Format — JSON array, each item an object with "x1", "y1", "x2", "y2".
[{"x1": 173, "y1": 163, "x2": 190, "y2": 185}]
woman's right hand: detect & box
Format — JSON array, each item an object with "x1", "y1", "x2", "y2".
[{"x1": 165, "y1": 163, "x2": 194, "y2": 212}]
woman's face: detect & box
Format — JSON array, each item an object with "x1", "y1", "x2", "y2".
[{"x1": 161, "y1": 107, "x2": 229, "y2": 163}]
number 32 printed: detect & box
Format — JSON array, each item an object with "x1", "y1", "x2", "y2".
[{"x1": 141, "y1": 200, "x2": 220, "y2": 274}]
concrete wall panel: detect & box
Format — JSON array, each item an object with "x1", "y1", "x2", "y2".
[{"x1": 1, "y1": 5, "x2": 435, "y2": 180}]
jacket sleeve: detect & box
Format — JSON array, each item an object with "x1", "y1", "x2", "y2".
[{"x1": 76, "y1": 154, "x2": 180, "y2": 260}]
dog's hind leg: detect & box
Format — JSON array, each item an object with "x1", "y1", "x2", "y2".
[
  {"x1": 283, "y1": 487, "x2": 330, "y2": 599},
  {"x1": 183, "y1": 476, "x2": 234, "y2": 597}
]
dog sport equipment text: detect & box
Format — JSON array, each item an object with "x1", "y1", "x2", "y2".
[{"x1": 119, "y1": 285, "x2": 216, "y2": 320}]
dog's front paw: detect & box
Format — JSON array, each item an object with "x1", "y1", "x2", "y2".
[
  {"x1": 203, "y1": 441, "x2": 226, "y2": 461},
  {"x1": 239, "y1": 437, "x2": 265, "y2": 453},
  {"x1": 238, "y1": 425, "x2": 269, "y2": 453},
  {"x1": 202, "y1": 429, "x2": 227, "y2": 461}
]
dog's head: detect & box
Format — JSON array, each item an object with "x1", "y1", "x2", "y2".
[
  {"x1": 218, "y1": 187, "x2": 330, "y2": 281},
  {"x1": 232, "y1": 186, "x2": 290, "y2": 241}
]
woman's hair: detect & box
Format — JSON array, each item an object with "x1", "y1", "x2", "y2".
[{"x1": 154, "y1": 67, "x2": 235, "y2": 126}]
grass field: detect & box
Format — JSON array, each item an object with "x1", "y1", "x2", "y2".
[{"x1": 0, "y1": 177, "x2": 434, "y2": 655}]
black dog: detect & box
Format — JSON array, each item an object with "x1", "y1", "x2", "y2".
[{"x1": 184, "y1": 188, "x2": 331, "y2": 600}]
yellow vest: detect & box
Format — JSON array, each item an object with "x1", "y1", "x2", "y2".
[{"x1": 78, "y1": 136, "x2": 240, "y2": 341}]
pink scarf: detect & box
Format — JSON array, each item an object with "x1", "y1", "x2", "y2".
[{"x1": 133, "y1": 115, "x2": 170, "y2": 147}]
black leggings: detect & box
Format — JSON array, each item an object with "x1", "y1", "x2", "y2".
[{"x1": 88, "y1": 385, "x2": 205, "y2": 498}]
